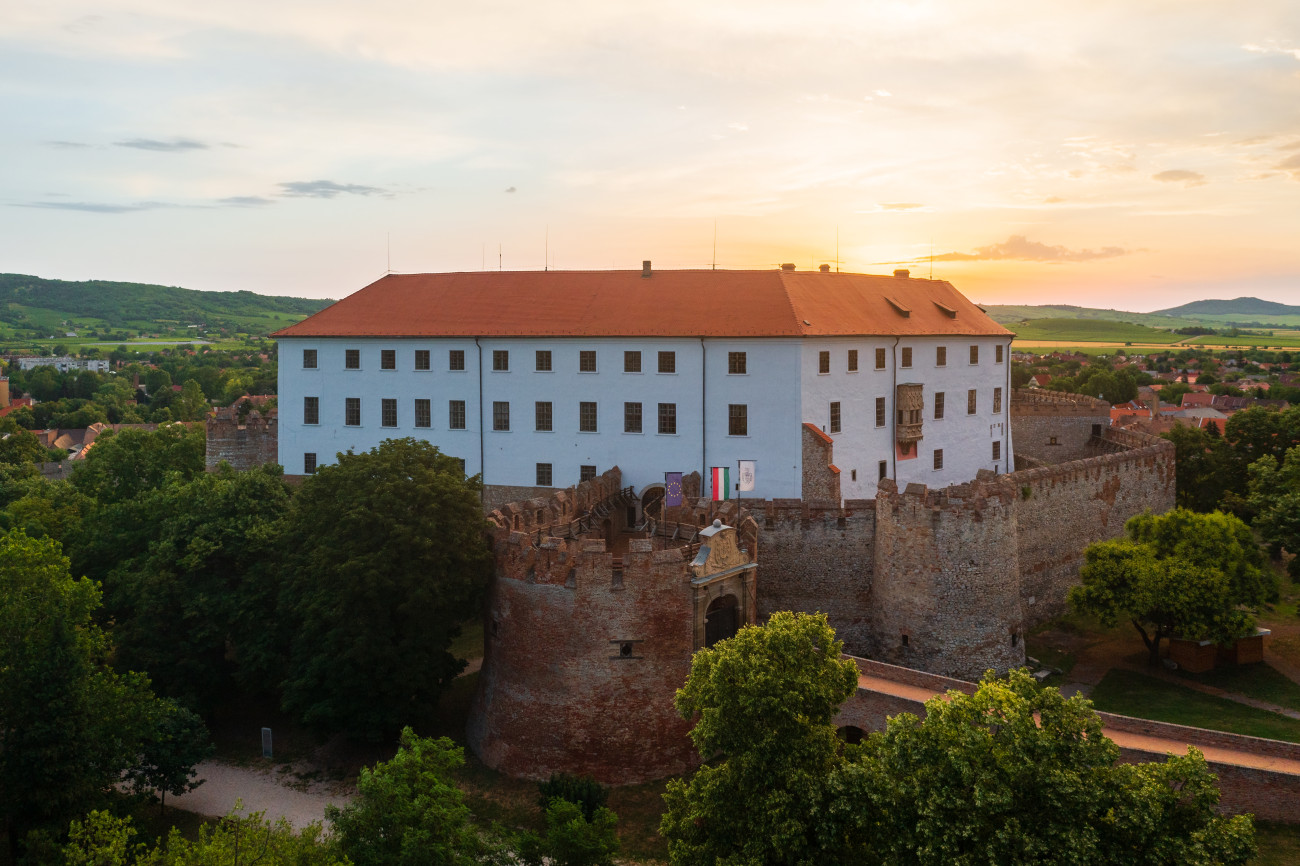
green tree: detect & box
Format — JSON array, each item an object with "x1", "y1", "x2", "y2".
[
  {"x1": 1069, "y1": 509, "x2": 1273, "y2": 665},
  {"x1": 326, "y1": 728, "x2": 495, "y2": 866},
  {"x1": 518, "y1": 799, "x2": 620, "y2": 866},
  {"x1": 660, "y1": 612, "x2": 860, "y2": 866},
  {"x1": 861, "y1": 670, "x2": 1254, "y2": 866},
  {"x1": 126, "y1": 698, "x2": 215, "y2": 814},
  {"x1": 1248, "y1": 445, "x2": 1300, "y2": 578},
  {"x1": 64, "y1": 808, "x2": 347, "y2": 866},
  {"x1": 70, "y1": 424, "x2": 205, "y2": 505},
  {"x1": 0, "y1": 429, "x2": 49, "y2": 465},
  {"x1": 277, "y1": 439, "x2": 490, "y2": 737},
  {"x1": 85, "y1": 466, "x2": 291, "y2": 712},
  {"x1": 176, "y1": 379, "x2": 208, "y2": 421},
  {"x1": 0, "y1": 531, "x2": 159, "y2": 858},
  {"x1": 1162, "y1": 423, "x2": 1232, "y2": 512}
]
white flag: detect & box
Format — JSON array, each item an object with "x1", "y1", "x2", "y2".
[{"x1": 738, "y1": 460, "x2": 756, "y2": 492}]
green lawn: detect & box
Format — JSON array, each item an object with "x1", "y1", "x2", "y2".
[
  {"x1": 1009, "y1": 317, "x2": 1180, "y2": 344},
  {"x1": 1090, "y1": 668, "x2": 1300, "y2": 743},
  {"x1": 1177, "y1": 663, "x2": 1300, "y2": 713},
  {"x1": 1255, "y1": 821, "x2": 1300, "y2": 865}
]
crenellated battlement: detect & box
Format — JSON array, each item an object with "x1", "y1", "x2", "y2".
[
  {"x1": 468, "y1": 405, "x2": 1176, "y2": 784},
  {"x1": 205, "y1": 406, "x2": 278, "y2": 471},
  {"x1": 1011, "y1": 387, "x2": 1110, "y2": 414}
]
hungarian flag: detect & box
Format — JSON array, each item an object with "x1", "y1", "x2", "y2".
[{"x1": 711, "y1": 466, "x2": 730, "y2": 501}]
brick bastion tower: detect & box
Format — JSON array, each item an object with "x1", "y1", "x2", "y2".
[{"x1": 467, "y1": 469, "x2": 760, "y2": 784}]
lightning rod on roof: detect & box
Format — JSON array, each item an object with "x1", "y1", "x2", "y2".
[
  {"x1": 545, "y1": 225, "x2": 549, "y2": 272},
  {"x1": 499, "y1": 243, "x2": 502, "y2": 272},
  {"x1": 712, "y1": 220, "x2": 717, "y2": 270},
  {"x1": 387, "y1": 231, "x2": 391, "y2": 274}
]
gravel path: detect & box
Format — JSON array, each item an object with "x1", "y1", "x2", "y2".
[{"x1": 168, "y1": 760, "x2": 354, "y2": 828}]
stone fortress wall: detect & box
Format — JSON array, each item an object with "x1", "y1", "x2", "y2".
[
  {"x1": 467, "y1": 389, "x2": 1176, "y2": 783},
  {"x1": 205, "y1": 406, "x2": 278, "y2": 471}
]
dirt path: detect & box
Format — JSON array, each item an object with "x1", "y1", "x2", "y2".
[{"x1": 168, "y1": 760, "x2": 354, "y2": 827}]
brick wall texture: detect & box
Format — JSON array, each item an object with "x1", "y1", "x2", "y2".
[{"x1": 205, "y1": 408, "x2": 278, "y2": 471}]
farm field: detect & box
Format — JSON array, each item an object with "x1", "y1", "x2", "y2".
[
  {"x1": 1186, "y1": 331, "x2": 1300, "y2": 348},
  {"x1": 1008, "y1": 317, "x2": 1180, "y2": 344}
]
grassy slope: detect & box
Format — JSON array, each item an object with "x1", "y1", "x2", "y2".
[
  {"x1": 0, "y1": 273, "x2": 329, "y2": 336},
  {"x1": 1008, "y1": 317, "x2": 1179, "y2": 343},
  {"x1": 1090, "y1": 668, "x2": 1300, "y2": 743}
]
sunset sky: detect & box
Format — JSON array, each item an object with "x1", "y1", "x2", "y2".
[{"x1": 3, "y1": 1, "x2": 1298, "y2": 309}]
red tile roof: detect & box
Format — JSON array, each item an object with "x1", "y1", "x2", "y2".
[{"x1": 272, "y1": 270, "x2": 1013, "y2": 339}]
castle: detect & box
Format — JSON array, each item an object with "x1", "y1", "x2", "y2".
[
  {"x1": 466, "y1": 388, "x2": 1174, "y2": 784},
  {"x1": 267, "y1": 266, "x2": 1175, "y2": 785}
]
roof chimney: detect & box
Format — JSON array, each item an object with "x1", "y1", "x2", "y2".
[
  {"x1": 781, "y1": 263, "x2": 796, "y2": 271},
  {"x1": 642, "y1": 260, "x2": 652, "y2": 278},
  {"x1": 893, "y1": 268, "x2": 910, "y2": 278},
  {"x1": 819, "y1": 264, "x2": 830, "y2": 273}
]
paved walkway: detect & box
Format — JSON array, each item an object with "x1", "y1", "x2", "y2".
[
  {"x1": 168, "y1": 761, "x2": 353, "y2": 828},
  {"x1": 857, "y1": 673, "x2": 1300, "y2": 777}
]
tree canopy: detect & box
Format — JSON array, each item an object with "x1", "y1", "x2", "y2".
[
  {"x1": 0, "y1": 530, "x2": 193, "y2": 858},
  {"x1": 326, "y1": 727, "x2": 496, "y2": 866},
  {"x1": 1248, "y1": 445, "x2": 1300, "y2": 578},
  {"x1": 661, "y1": 613, "x2": 1255, "y2": 866},
  {"x1": 277, "y1": 438, "x2": 491, "y2": 738},
  {"x1": 1070, "y1": 509, "x2": 1274, "y2": 664},
  {"x1": 70, "y1": 423, "x2": 205, "y2": 505}
]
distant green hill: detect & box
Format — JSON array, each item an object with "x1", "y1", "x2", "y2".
[
  {"x1": 1153, "y1": 297, "x2": 1300, "y2": 318},
  {"x1": 982, "y1": 305, "x2": 1193, "y2": 329},
  {"x1": 0, "y1": 273, "x2": 330, "y2": 339},
  {"x1": 1007, "y1": 318, "x2": 1179, "y2": 344}
]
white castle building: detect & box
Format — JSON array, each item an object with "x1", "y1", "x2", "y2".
[{"x1": 274, "y1": 264, "x2": 1014, "y2": 505}]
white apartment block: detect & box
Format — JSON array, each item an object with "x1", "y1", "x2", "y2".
[
  {"x1": 16, "y1": 356, "x2": 110, "y2": 373},
  {"x1": 274, "y1": 265, "x2": 1014, "y2": 503}
]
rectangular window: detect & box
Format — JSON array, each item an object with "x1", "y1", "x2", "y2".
[
  {"x1": 345, "y1": 349, "x2": 360, "y2": 370},
  {"x1": 535, "y1": 401, "x2": 552, "y2": 432},
  {"x1": 967, "y1": 389, "x2": 977, "y2": 415},
  {"x1": 449, "y1": 400, "x2": 466, "y2": 430},
  {"x1": 970, "y1": 345, "x2": 980, "y2": 365},
  {"x1": 934, "y1": 449, "x2": 944, "y2": 471},
  {"x1": 934, "y1": 392, "x2": 945, "y2": 420},
  {"x1": 380, "y1": 349, "x2": 396, "y2": 370},
  {"x1": 580, "y1": 465, "x2": 597, "y2": 482},
  {"x1": 878, "y1": 460, "x2": 887, "y2": 481},
  {"x1": 658, "y1": 351, "x2": 676, "y2": 374},
  {"x1": 414, "y1": 399, "x2": 431, "y2": 428},
  {"x1": 901, "y1": 347, "x2": 912, "y2": 368},
  {"x1": 536, "y1": 463, "x2": 553, "y2": 486},
  {"x1": 875, "y1": 397, "x2": 886, "y2": 428},
  {"x1": 345, "y1": 397, "x2": 360, "y2": 426},
  {"x1": 829, "y1": 401, "x2": 841, "y2": 434},
  {"x1": 303, "y1": 396, "x2": 319, "y2": 425},
  {"x1": 536, "y1": 350, "x2": 552, "y2": 372},
  {"x1": 993, "y1": 441, "x2": 1002, "y2": 461},
  {"x1": 728, "y1": 352, "x2": 747, "y2": 375},
  {"x1": 579, "y1": 350, "x2": 597, "y2": 372},
  {"x1": 936, "y1": 346, "x2": 947, "y2": 367},
  {"x1": 875, "y1": 348, "x2": 886, "y2": 370},
  {"x1": 414, "y1": 349, "x2": 430, "y2": 371},
  {"x1": 848, "y1": 349, "x2": 858, "y2": 372},
  {"x1": 624, "y1": 402, "x2": 642, "y2": 433},
  {"x1": 579, "y1": 401, "x2": 598, "y2": 432},
  {"x1": 996, "y1": 344, "x2": 1004, "y2": 363},
  {"x1": 729, "y1": 404, "x2": 748, "y2": 436},
  {"x1": 624, "y1": 351, "x2": 641, "y2": 373},
  {"x1": 381, "y1": 398, "x2": 397, "y2": 427},
  {"x1": 658, "y1": 403, "x2": 677, "y2": 435},
  {"x1": 303, "y1": 349, "x2": 317, "y2": 369},
  {"x1": 449, "y1": 350, "x2": 465, "y2": 371},
  {"x1": 993, "y1": 387, "x2": 1003, "y2": 414},
  {"x1": 818, "y1": 351, "x2": 830, "y2": 374},
  {"x1": 492, "y1": 402, "x2": 510, "y2": 431},
  {"x1": 304, "y1": 452, "x2": 317, "y2": 474},
  {"x1": 492, "y1": 350, "x2": 509, "y2": 371}
]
